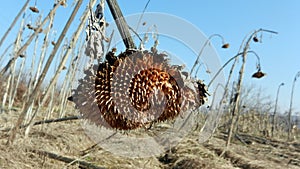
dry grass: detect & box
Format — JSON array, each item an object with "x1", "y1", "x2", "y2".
[{"x1": 1, "y1": 109, "x2": 299, "y2": 169}]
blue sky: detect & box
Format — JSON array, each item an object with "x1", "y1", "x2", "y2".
[{"x1": 0, "y1": 0, "x2": 300, "y2": 115}]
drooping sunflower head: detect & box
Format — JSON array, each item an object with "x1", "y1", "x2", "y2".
[{"x1": 70, "y1": 49, "x2": 208, "y2": 130}]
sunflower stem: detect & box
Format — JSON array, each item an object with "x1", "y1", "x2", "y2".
[{"x1": 106, "y1": 0, "x2": 136, "y2": 49}]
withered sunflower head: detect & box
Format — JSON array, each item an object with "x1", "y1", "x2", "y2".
[
  {"x1": 60, "y1": 1, "x2": 66, "y2": 6},
  {"x1": 29, "y1": 6, "x2": 39, "y2": 13},
  {"x1": 70, "y1": 49, "x2": 207, "y2": 130},
  {"x1": 253, "y1": 36, "x2": 259, "y2": 42},
  {"x1": 222, "y1": 43, "x2": 230, "y2": 49},
  {"x1": 252, "y1": 70, "x2": 266, "y2": 79}
]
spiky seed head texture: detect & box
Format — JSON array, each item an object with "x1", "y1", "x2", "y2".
[{"x1": 71, "y1": 49, "x2": 208, "y2": 130}]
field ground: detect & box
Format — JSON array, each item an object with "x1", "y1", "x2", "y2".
[{"x1": 0, "y1": 109, "x2": 299, "y2": 169}]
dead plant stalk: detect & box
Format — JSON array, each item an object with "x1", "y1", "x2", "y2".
[
  {"x1": 7, "y1": 0, "x2": 83, "y2": 145},
  {"x1": 25, "y1": 0, "x2": 97, "y2": 136},
  {"x1": 190, "y1": 34, "x2": 228, "y2": 77},
  {"x1": 287, "y1": 71, "x2": 300, "y2": 140},
  {"x1": 271, "y1": 82, "x2": 284, "y2": 137},
  {"x1": 202, "y1": 51, "x2": 260, "y2": 142},
  {"x1": 0, "y1": 0, "x2": 64, "y2": 75},
  {"x1": 1, "y1": 12, "x2": 26, "y2": 113},
  {"x1": 0, "y1": 0, "x2": 30, "y2": 48},
  {"x1": 225, "y1": 29, "x2": 278, "y2": 152}
]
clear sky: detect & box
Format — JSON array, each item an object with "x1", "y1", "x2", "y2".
[{"x1": 0, "y1": 0, "x2": 300, "y2": 115}]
